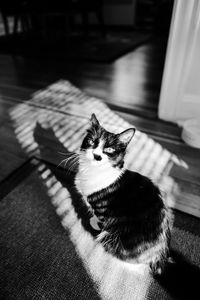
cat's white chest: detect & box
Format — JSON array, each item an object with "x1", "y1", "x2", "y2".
[{"x1": 75, "y1": 163, "x2": 122, "y2": 197}]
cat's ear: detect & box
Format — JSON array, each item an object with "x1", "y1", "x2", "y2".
[
  {"x1": 118, "y1": 128, "x2": 135, "y2": 145},
  {"x1": 90, "y1": 113, "x2": 100, "y2": 127}
]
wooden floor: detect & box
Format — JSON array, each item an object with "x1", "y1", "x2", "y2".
[{"x1": 0, "y1": 33, "x2": 200, "y2": 218}]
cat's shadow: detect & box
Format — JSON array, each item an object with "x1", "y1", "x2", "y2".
[
  {"x1": 151, "y1": 250, "x2": 200, "y2": 300},
  {"x1": 33, "y1": 122, "x2": 99, "y2": 237},
  {"x1": 33, "y1": 123, "x2": 200, "y2": 299}
]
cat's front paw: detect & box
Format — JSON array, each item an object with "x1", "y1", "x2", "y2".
[
  {"x1": 89, "y1": 215, "x2": 102, "y2": 231},
  {"x1": 149, "y1": 260, "x2": 166, "y2": 276}
]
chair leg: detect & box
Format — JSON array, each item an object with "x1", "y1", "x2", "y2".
[
  {"x1": 2, "y1": 13, "x2": 9, "y2": 35},
  {"x1": 95, "y1": 8, "x2": 106, "y2": 37},
  {"x1": 81, "y1": 11, "x2": 89, "y2": 37},
  {"x1": 20, "y1": 15, "x2": 30, "y2": 33},
  {"x1": 13, "y1": 15, "x2": 19, "y2": 34},
  {"x1": 64, "y1": 14, "x2": 71, "y2": 42}
]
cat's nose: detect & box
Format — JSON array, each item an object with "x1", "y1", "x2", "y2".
[{"x1": 93, "y1": 154, "x2": 102, "y2": 161}]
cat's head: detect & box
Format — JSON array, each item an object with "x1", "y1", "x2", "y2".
[{"x1": 80, "y1": 114, "x2": 135, "y2": 168}]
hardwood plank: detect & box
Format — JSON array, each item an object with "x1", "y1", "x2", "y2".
[
  {"x1": 0, "y1": 150, "x2": 27, "y2": 182},
  {"x1": 0, "y1": 83, "x2": 37, "y2": 102},
  {"x1": 0, "y1": 158, "x2": 38, "y2": 201},
  {"x1": 117, "y1": 111, "x2": 182, "y2": 141},
  {"x1": 0, "y1": 38, "x2": 165, "y2": 115}
]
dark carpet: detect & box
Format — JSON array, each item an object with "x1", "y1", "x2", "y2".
[{"x1": 0, "y1": 32, "x2": 151, "y2": 63}]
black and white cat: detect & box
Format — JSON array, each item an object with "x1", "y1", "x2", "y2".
[{"x1": 75, "y1": 113, "x2": 172, "y2": 275}]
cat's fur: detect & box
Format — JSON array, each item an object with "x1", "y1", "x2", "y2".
[{"x1": 75, "y1": 114, "x2": 172, "y2": 275}]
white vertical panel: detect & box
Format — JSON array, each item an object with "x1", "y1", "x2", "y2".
[{"x1": 159, "y1": 0, "x2": 200, "y2": 123}]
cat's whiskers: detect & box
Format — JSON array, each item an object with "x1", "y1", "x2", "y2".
[
  {"x1": 68, "y1": 156, "x2": 79, "y2": 169},
  {"x1": 58, "y1": 155, "x2": 75, "y2": 168},
  {"x1": 57, "y1": 159, "x2": 67, "y2": 168},
  {"x1": 64, "y1": 156, "x2": 75, "y2": 169},
  {"x1": 58, "y1": 151, "x2": 75, "y2": 156},
  {"x1": 66, "y1": 156, "x2": 79, "y2": 174},
  {"x1": 58, "y1": 153, "x2": 79, "y2": 173}
]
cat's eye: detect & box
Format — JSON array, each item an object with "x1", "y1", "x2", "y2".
[
  {"x1": 104, "y1": 147, "x2": 115, "y2": 154},
  {"x1": 88, "y1": 139, "x2": 94, "y2": 146}
]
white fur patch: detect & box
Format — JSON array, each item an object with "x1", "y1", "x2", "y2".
[{"x1": 75, "y1": 145, "x2": 123, "y2": 197}]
